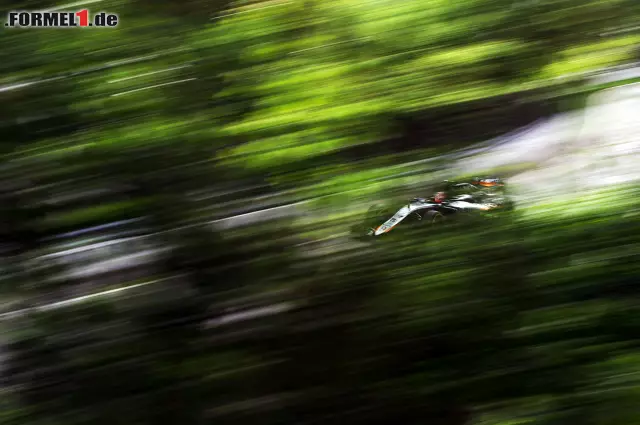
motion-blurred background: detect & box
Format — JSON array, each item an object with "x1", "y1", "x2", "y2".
[{"x1": 1, "y1": 0, "x2": 639, "y2": 424}]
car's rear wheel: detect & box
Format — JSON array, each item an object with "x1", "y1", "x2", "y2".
[{"x1": 424, "y1": 210, "x2": 444, "y2": 224}]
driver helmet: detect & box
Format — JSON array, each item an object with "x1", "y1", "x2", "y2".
[{"x1": 434, "y1": 192, "x2": 446, "y2": 203}]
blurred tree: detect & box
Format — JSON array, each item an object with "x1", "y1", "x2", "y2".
[{"x1": 1, "y1": 1, "x2": 639, "y2": 424}]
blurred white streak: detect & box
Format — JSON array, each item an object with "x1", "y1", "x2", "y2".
[
  {"x1": 110, "y1": 78, "x2": 197, "y2": 97},
  {"x1": 0, "y1": 82, "x2": 35, "y2": 93},
  {"x1": 210, "y1": 201, "x2": 306, "y2": 230},
  {"x1": 107, "y1": 65, "x2": 193, "y2": 84},
  {"x1": 48, "y1": 218, "x2": 145, "y2": 240},
  {"x1": 39, "y1": 236, "x2": 146, "y2": 260},
  {"x1": 600, "y1": 25, "x2": 640, "y2": 37},
  {"x1": 37, "y1": 281, "x2": 155, "y2": 311},
  {"x1": 106, "y1": 54, "x2": 163, "y2": 67},
  {"x1": 289, "y1": 37, "x2": 372, "y2": 55},
  {"x1": 204, "y1": 302, "x2": 294, "y2": 328},
  {"x1": 0, "y1": 275, "x2": 185, "y2": 321},
  {"x1": 0, "y1": 54, "x2": 191, "y2": 94},
  {"x1": 0, "y1": 282, "x2": 293, "y2": 330},
  {"x1": 0, "y1": 76, "x2": 63, "y2": 93}
]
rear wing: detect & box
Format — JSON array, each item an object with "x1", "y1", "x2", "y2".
[{"x1": 474, "y1": 178, "x2": 504, "y2": 188}]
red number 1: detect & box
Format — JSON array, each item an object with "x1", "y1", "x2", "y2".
[{"x1": 76, "y1": 9, "x2": 89, "y2": 26}]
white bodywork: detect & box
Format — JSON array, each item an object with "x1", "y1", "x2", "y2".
[
  {"x1": 448, "y1": 200, "x2": 496, "y2": 210},
  {"x1": 445, "y1": 194, "x2": 497, "y2": 211},
  {"x1": 373, "y1": 196, "x2": 498, "y2": 236},
  {"x1": 374, "y1": 200, "x2": 437, "y2": 236}
]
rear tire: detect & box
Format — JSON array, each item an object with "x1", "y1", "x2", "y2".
[{"x1": 424, "y1": 210, "x2": 444, "y2": 224}]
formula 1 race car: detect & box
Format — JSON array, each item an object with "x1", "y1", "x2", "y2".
[{"x1": 355, "y1": 177, "x2": 512, "y2": 238}]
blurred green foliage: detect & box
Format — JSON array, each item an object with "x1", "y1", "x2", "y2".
[{"x1": 0, "y1": 0, "x2": 639, "y2": 424}]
